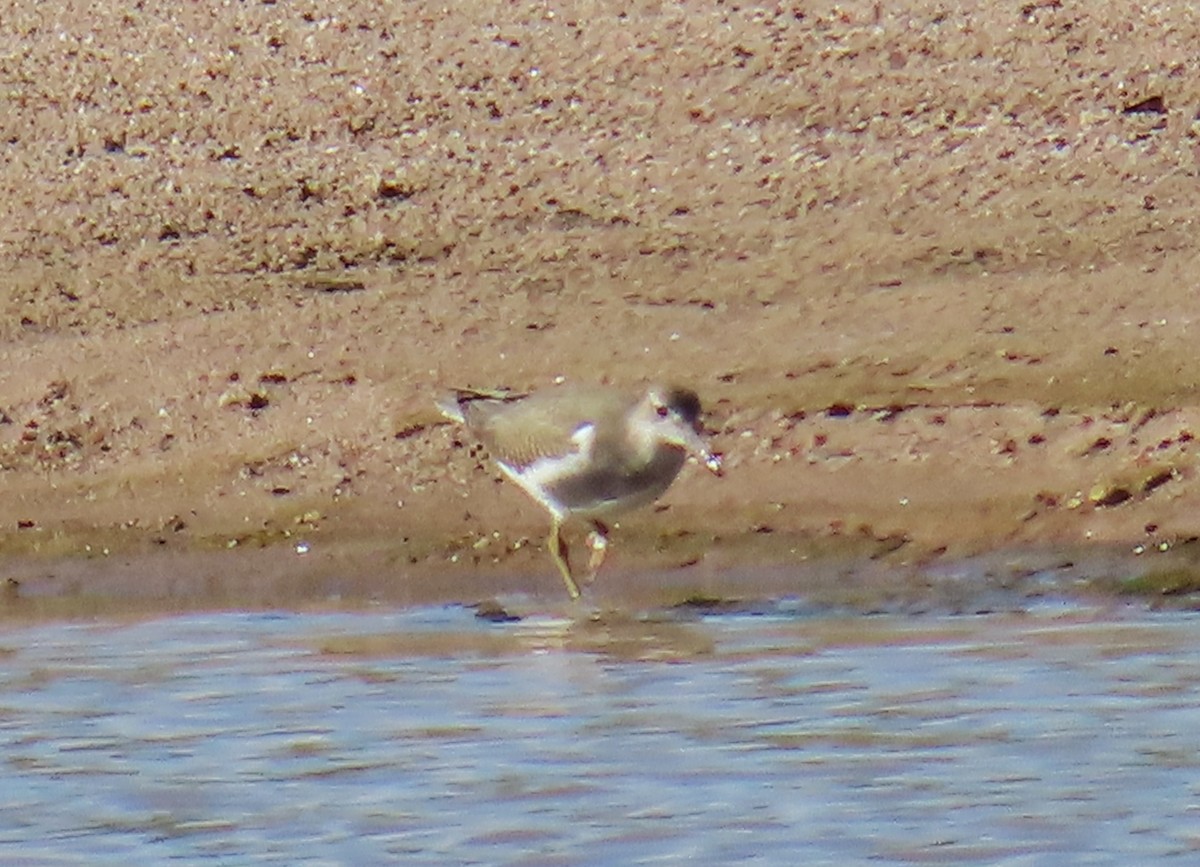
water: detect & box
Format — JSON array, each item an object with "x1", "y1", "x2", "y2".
[{"x1": 1, "y1": 601, "x2": 1198, "y2": 864}]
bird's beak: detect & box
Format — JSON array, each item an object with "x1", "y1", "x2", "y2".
[{"x1": 679, "y1": 428, "x2": 723, "y2": 476}]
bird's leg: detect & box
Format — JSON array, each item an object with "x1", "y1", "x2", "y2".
[
  {"x1": 584, "y1": 520, "x2": 610, "y2": 582},
  {"x1": 547, "y1": 517, "x2": 581, "y2": 600}
]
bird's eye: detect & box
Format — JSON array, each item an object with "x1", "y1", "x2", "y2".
[{"x1": 655, "y1": 404, "x2": 670, "y2": 418}]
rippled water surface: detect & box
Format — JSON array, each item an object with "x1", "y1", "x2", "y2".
[{"x1": 2, "y1": 600, "x2": 1199, "y2": 864}]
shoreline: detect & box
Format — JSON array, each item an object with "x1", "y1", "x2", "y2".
[{"x1": 2, "y1": 526, "x2": 1198, "y2": 623}]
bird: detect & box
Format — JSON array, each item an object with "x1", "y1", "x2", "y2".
[{"x1": 438, "y1": 383, "x2": 723, "y2": 598}]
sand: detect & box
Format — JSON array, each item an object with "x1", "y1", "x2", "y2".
[{"x1": 4, "y1": 0, "x2": 1200, "y2": 612}]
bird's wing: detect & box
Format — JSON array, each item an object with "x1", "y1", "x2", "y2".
[{"x1": 464, "y1": 388, "x2": 623, "y2": 470}]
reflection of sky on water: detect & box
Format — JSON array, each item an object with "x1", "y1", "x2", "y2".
[{"x1": 0, "y1": 604, "x2": 1197, "y2": 864}]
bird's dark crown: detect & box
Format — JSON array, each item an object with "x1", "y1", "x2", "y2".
[{"x1": 662, "y1": 387, "x2": 702, "y2": 426}]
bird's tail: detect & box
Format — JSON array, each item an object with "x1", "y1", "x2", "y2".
[{"x1": 435, "y1": 386, "x2": 523, "y2": 422}]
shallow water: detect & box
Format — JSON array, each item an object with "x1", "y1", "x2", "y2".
[{"x1": 1, "y1": 600, "x2": 1198, "y2": 865}]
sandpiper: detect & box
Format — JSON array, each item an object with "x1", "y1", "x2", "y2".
[{"x1": 438, "y1": 383, "x2": 723, "y2": 598}]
